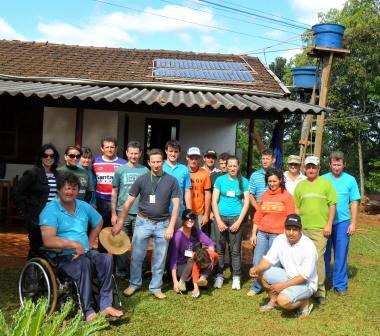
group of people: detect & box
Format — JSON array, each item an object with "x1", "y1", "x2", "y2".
[{"x1": 12, "y1": 136, "x2": 360, "y2": 320}]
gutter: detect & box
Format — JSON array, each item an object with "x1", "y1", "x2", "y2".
[{"x1": 0, "y1": 73, "x2": 286, "y2": 98}]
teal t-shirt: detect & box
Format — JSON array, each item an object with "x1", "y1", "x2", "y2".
[
  {"x1": 214, "y1": 174, "x2": 249, "y2": 217},
  {"x1": 112, "y1": 164, "x2": 149, "y2": 214},
  {"x1": 322, "y1": 172, "x2": 361, "y2": 224},
  {"x1": 39, "y1": 198, "x2": 102, "y2": 256},
  {"x1": 294, "y1": 177, "x2": 338, "y2": 230}
]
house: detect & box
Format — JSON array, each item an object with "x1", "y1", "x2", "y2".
[{"x1": 0, "y1": 40, "x2": 325, "y2": 179}]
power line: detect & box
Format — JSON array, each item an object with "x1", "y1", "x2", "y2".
[
  {"x1": 92, "y1": 0, "x2": 303, "y2": 47},
  {"x1": 158, "y1": 0, "x2": 301, "y2": 36},
  {"x1": 197, "y1": 0, "x2": 309, "y2": 30},
  {"x1": 244, "y1": 47, "x2": 305, "y2": 55}
]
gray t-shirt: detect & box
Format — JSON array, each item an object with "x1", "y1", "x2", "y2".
[
  {"x1": 129, "y1": 172, "x2": 180, "y2": 221},
  {"x1": 113, "y1": 164, "x2": 149, "y2": 214}
]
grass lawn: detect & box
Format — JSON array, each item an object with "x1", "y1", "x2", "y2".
[{"x1": 1, "y1": 217, "x2": 379, "y2": 336}]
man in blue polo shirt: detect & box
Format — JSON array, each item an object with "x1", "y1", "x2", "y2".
[
  {"x1": 322, "y1": 151, "x2": 360, "y2": 295},
  {"x1": 39, "y1": 172, "x2": 123, "y2": 321},
  {"x1": 163, "y1": 140, "x2": 192, "y2": 226}
]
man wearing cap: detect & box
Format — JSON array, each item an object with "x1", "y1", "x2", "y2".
[
  {"x1": 202, "y1": 149, "x2": 220, "y2": 175},
  {"x1": 284, "y1": 155, "x2": 306, "y2": 195},
  {"x1": 163, "y1": 140, "x2": 192, "y2": 227},
  {"x1": 322, "y1": 151, "x2": 360, "y2": 296},
  {"x1": 248, "y1": 149, "x2": 276, "y2": 211},
  {"x1": 249, "y1": 214, "x2": 317, "y2": 318},
  {"x1": 294, "y1": 156, "x2": 337, "y2": 304},
  {"x1": 39, "y1": 172, "x2": 123, "y2": 321},
  {"x1": 186, "y1": 147, "x2": 212, "y2": 229},
  {"x1": 112, "y1": 148, "x2": 180, "y2": 299}
]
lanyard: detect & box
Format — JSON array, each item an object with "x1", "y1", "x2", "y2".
[{"x1": 150, "y1": 173, "x2": 162, "y2": 195}]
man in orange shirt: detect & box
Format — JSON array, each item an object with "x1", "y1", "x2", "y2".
[{"x1": 186, "y1": 147, "x2": 211, "y2": 230}]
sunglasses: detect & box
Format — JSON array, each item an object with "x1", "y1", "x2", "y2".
[
  {"x1": 185, "y1": 217, "x2": 196, "y2": 221},
  {"x1": 67, "y1": 154, "x2": 81, "y2": 159},
  {"x1": 42, "y1": 153, "x2": 55, "y2": 159}
]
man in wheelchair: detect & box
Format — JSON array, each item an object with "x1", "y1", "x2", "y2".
[{"x1": 39, "y1": 172, "x2": 124, "y2": 321}]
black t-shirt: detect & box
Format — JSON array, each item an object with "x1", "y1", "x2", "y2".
[{"x1": 129, "y1": 172, "x2": 180, "y2": 221}]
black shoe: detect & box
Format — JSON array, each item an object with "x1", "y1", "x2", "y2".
[
  {"x1": 334, "y1": 289, "x2": 348, "y2": 297},
  {"x1": 315, "y1": 297, "x2": 326, "y2": 305}
]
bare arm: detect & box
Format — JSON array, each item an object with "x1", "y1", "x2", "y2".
[
  {"x1": 165, "y1": 197, "x2": 180, "y2": 240},
  {"x1": 249, "y1": 194, "x2": 258, "y2": 210},
  {"x1": 111, "y1": 187, "x2": 119, "y2": 226},
  {"x1": 348, "y1": 200, "x2": 359, "y2": 235},
  {"x1": 112, "y1": 195, "x2": 136, "y2": 235},
  {"x1": 211, "y1": 188, "x2": 227, "y2": 232},
  {"x1": 270, "y1": 275, "x2": 307, "y2": 295},
  {"x1": 202, "y1": 190, "x2": 211, "y2": 224},
  {"x1": 184, "y1": 188, "x2": 192, "y2": 209},
  {"x1": 171, "y1": 268, "x2": 180, "y2": 292},
  {"x1": 230, "y1": 190, "x2": 250, "y2": 232},
  {"x1": 323, "y1": 204, "x2": 336, "y2": 237},
  {"x1": 88, "y1": 220, "x2": 103, "y2": 249},
  {"x1": 249, "y1": 257, "x2": 271, "y2": 278},
  {"x1": 40, "y1": 226, "x2": 84, "y2": 256}
]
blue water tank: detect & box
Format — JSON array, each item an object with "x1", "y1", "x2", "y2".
[
  {"x1": 312, "y1": 23, "x2": 345, "y2": 49},
  {"x1": 291, "y1": 66, "x2": 319, "y2": 89}
]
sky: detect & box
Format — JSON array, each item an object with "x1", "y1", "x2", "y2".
[{"x1": 0, "y1": 0, "x2": 346, "y2": 64}]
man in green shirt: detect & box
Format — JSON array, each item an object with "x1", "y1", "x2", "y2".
[{"x1": 294, "y1": 156, "x2": 337, "y2": 304}]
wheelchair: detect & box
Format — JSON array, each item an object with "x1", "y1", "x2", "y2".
[{"x1": 18, "y1": 250, "x2": 123, "y2": 316}]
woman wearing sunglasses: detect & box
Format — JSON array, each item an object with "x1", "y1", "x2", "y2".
[
  {"x1": 57, "y1": 146, "x2": 94, "y2": 202},
  {"x1": 13, "y1": 144, "x2": 60, "y2": 259}
]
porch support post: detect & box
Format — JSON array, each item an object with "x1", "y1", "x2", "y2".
[
  {"x1": 277, "y1": 115, "x2": 285, "y2": 169},
  {"x1": 75, "y1": 107, "x2": 84, "y2": 148},
  {"x1": 247, "y1": 118, "x2": 255, "y2": 177}
]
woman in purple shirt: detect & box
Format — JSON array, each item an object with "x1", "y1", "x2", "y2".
[{"x1": 169, "y1": 209, "x2": 215, "y2": 293}]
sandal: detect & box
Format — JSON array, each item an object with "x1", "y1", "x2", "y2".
[{"x1": 259, "y1": 304, "x2": 276, "y2": 312}]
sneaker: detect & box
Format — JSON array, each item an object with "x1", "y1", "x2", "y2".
[
  {"x1": 232, "y1": 276, "x2": 241, "y2": 290},
  {"x1": 298, "y1": 303, "x2": 313, "y2": 319},
  {"x1": 123, "y1": 287, "x2": 137, "y2": 297},
  {"x1": 178, "y1": 279, "x2": 186, "y2": 292},
  {"x1": 153, "y1": 291, "x2": 167, "y2": 300},
  {"x1": 197, "y1": 276, "x2": 208, "y2": 287},
  {"x1": 246, "y1": 289, "x2": 258, "y2": 297},
  {"x1": 214, "y1": 276, "x2": 224, "y2": 289}
]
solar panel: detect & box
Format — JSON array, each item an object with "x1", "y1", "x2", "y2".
[{"x1": 154, "y1": 58, "x2": 255, "y2": 82}]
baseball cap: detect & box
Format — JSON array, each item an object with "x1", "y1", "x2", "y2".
[
  {"x1": 182, "y1": 209, "x2": 196, "y2": 220},
  {"x1": 187, "y1": 147, "x2": 201, "y2": 156},
  {"x1": 285, "y1": 214, "x2": 302, "y2": 229},
  {"x1": 287, "y1": 155, "x2": 301, "y2": 165},
  {"x1": 204, "y1": 149, "x2": 217, "y2": 158},
  {"x1": 304, "y1": 156, "x2": 320, "y2": 166}
]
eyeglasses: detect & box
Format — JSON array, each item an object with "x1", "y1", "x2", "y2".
[
  {"x1": 185, "y1": 217, "x2": 196, "y2": 222},
  {"x1": 42, "y1": 153, "x2": 55, "y2": 159},
  {"x1": 67, "y1": 154, "x2": 81, "y2": 159}
]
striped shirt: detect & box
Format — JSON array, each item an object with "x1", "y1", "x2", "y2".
[
  {"x1": 46, "y1": 173, "x2": 57, "y2": 202},
  {"x1": 93, "y1": 156, "x2": 126, "y2": 200},
  {"x1": 248, "y1": 168, "x2": 267, "y2": 202}
]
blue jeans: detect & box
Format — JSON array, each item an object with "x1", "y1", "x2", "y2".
[
  {"x1": 263, "y1": 266, "x2": 314, "y2": 303},
  {"x1": 129, "y1": 216, "x2": 169, "y2": 293},
  {"x1": 250, "y1": 230, "x2": 278, "y2": 293},
  {"x1": 324, "y1": 220, "x2": 351, "y2": 291}
]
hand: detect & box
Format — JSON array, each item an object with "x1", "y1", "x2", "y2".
[
  {"x1": 192, "y1": 289, "x2": 200, "y2": 298},
  {"x1": 229, "y1": 221, "x2": 241, "y2": 233},
  {"x1": 270, "y1": 283, "x2": 285, "y2": 295},
  {"x1": 210, "y1": 212, "x2": 215, "y2": 221},
  {"x1": 72, "y1": 242, "x2": 85, "y2": 259},
  {"x1": 348, "y1": 223, "x2": 356, "y2": 236},
  {"x1": 323, "y1": 225, "x2": 332, "y2": 237},
  {"x1": 173, "y1": 281, "x2": 180, "y2": 293},
  {"x1": 201, "y1": 215, "x2": 209, "y2": 227},
  {"x1": 217, "y1": 221, "x2": 228, "y2": 232},
  {"x1": 250, "y1": 234, "x2": 257, "y2": 247},
  {"x1": 249, "y1": 267, "x2": 258, "y2": 278},
  {"x1": 208, "y1": 246, "x2": 215, "y2": 252},
  {"x1": 111, "y1": 214, "x2": 118, "y2": 226},
  {"x1": 164, "y1": 227, "x2": 174, "y2": 240},
  {"x1": 112, "y1": 223, "x2": 122, "y2": 236}
]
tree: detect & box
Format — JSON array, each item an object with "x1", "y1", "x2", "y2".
[{"x1": 269, "y1": 57, "x2": 287, "y2": 81}]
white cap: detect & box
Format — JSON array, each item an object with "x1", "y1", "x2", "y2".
[
  {"x1": 304, "y1": 156, "x2": 320, "y2": 166},
  {"x1": 187, "y1": 147, "x2": 201, "y2": 156}
]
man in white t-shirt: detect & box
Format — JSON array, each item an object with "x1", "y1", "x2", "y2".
[
  {"x1": 284, "y1": 155, "x2": 306, "y2": 195},
  {"x1": 249, "y1": 214, "x2": 317, "y2": 318}
]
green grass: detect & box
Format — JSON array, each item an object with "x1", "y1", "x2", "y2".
[{"x1": 1, "y1": 221, "x2": 379, "y2": 336}]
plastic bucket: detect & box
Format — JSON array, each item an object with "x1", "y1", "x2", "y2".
[
  {"x1": 312, "y1": 23, "x2": 345, "y2": 48},
  {"x1": 291, "y1": 66, "x2": 319, "y2": 89}
]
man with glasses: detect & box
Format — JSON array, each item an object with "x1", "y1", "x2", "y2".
[
  {"x1": 294, "y1": 156, "x2": 337, "y2": 305},
  {"x1": 284, "y1": 155, "x2": 306, "y2": 195}
]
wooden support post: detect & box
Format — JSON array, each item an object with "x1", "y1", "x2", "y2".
[
  {"x1": 277, "y1": 116, "x2": 285, "y2": 169},
  {"x1": 314, "y1": 52, "x2": 334, "y2": 158},
  {"x1": 247, "y1": 118, "x2": 255, "y2": 177},
  {"x1": 75, "y1": 107, "x2": 84, "y2": 148}
]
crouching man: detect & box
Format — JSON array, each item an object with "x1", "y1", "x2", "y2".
[
  {"x1": 39, "y1": 172, "x2": 123, "y2": 321},
  {"x1": 249, "y1": 214, "x2": 317, "y2": 318}
]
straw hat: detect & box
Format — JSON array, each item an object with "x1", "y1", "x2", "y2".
[{"x1": 99, "y1": 227, "x2": 131, "y2": 255}]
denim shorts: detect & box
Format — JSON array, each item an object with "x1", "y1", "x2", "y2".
[{"x1": 263, "y1": 266, "x2": 314, "y2": 303}]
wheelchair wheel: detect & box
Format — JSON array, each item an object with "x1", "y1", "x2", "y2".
[{"x1": 18, "y1": 257, "x2": 58, "y2": 315}]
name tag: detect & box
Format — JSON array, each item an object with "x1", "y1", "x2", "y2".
[
  {"x1": 226, "y1": 190, "x2": 235, "y2": 197},
  {"x1": 149, "y1": 195, "x2": 156, "y2": 204},
  {"x1": 184, "y1": 250, "x2": 193, "y2": 257}
]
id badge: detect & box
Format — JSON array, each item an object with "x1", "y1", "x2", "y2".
[
  {"x1": 226, "y1": 190, "x2": 235, "y2": 197},
  {"x1": 184, "y1": 250, "x2": 193, "y2": 257},
  {"x1": 149, "y1": 195, "x2": 156, "y2": 204}
]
